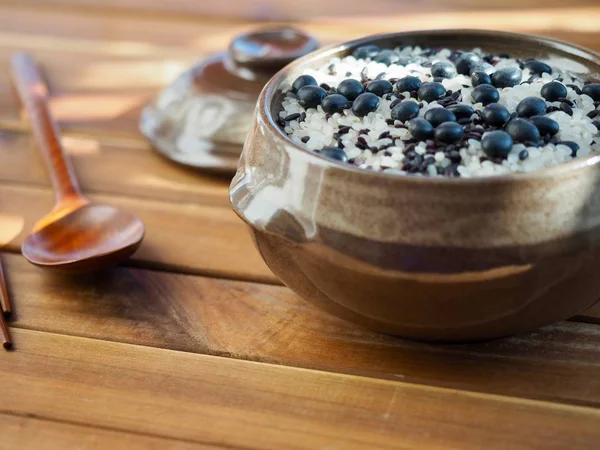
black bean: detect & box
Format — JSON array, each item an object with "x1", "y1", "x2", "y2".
[
  {"x1": 560, "y1": 103, "x2": 574, "y2": 116},
  {"x1": 395, "y1": 123, "x2": 407, "y2": 129},
  {"x1": 357, "y1": 136, "x2": 368, "y2": 145},
  {"x1": 541, "y1": 81, "x2": 567, "y2": 102},
  {"x1": 320, "y1": 83, "x2": 331, "y2": 91},
  {"x1": 301, "y1": 136, "x2": 310, "y2": 143},
  {"x1": 593, "y1": 120, "x2": 600, "y2": 131},
  {"x1": 587, "y1": 110, "x2": 599, "y2": 119},
  {"x1": 359, "y1": 129, "x2": 370, "y2": 135},
  {"x1": 284, "y1": 113, "x2": 301, "y2": 121},
  {"x1": 291, "y1": 75, "x2": 318, "y2": 93},
  {"x1": 378, "y1": 131, "x2": 391, "y2": 140},
  {"x1": 299, "y1": 112, "x2": 306, "y2": 122},
  {"x1": 582, "y1": 84, "x2": 600, "y2": 101},
  {"x1": 566, "y1": 84, "x2": 583, "y2": 95},
  {"x1": 338, "y1": 125, "x2": 351, "y2": 134},
  {"x1": 519, "y1": 149, "x2": 529, "y2": 160}
]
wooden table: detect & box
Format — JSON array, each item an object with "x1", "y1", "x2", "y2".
[{"x1": 1, "y1": 1, "x2": 600, "y2": 448}]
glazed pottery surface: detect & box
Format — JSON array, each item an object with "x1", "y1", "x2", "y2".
[{"x1": 230, "y1": 30, "x2": 600, "y2": 342}]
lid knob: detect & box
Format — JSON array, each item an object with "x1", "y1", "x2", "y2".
[{"x1": 228, "y1": 27, "x2": 319, "y2": 72}]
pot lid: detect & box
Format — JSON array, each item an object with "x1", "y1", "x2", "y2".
[{"x1": 140, "y1": 27, "x2": 318, "y2": 175}]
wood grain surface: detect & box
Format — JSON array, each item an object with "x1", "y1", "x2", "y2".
[
  {"x1": 1, "y1": 0, "x2": 600, "y2": 447},
  {"x1": 0, "y1": 131, "x2": 230, "y2": 207},
  {"x1": 7, "y1": 0, "x2": 600, "y2": 20},
  {"x1": 0, "y1": 414, "x2": 216, "y2": 450},
  {"x1": 3, "y1": 254, "x2": 599, "y2": 407},
  {"x1": 3, "y1": 328, "x2": 600, "y2": 450}
]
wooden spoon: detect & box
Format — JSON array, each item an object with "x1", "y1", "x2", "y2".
[{"x1": 11, "y1": 53, "x2": 145, "y2": 273}]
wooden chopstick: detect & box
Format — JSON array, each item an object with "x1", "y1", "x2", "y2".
[
  {"x1": 0, "y1": 313, "x2": 11, "y2": 350},
  {"x1": 0, "y1": 257, "x2": 12, "y2": 350},
  {"x1": 0, "y1": 255, "x2": 11, "y2": 318}
]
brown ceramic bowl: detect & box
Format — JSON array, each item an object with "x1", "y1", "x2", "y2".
[{"x1": 230, "y1": 29, "x2": 600, "y2": 342}]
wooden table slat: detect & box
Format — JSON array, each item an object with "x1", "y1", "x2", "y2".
[
  {"x1": 7, "y1": 0, "x2": 600, "y2": 21},
  {"x1": 0, "y1": 131, "x2": 230, "y2": 207},
  {"x1": 4, "y1": 253, "x2": 600, "y2": 407},
  {"x1": 3, "y1": 328, "x2": 600, "y2": 450}
]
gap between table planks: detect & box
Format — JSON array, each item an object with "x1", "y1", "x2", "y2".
[
  {"x1": 3, "y1": 253, "x2": 600, "y2": 408},
  {"x1": 2, "y1": 327, "x2": 600, "y2": 450}
]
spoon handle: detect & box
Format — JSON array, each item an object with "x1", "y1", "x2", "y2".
[{"x1": 10, "y1": 53, "x2": 83, "y2": 205}]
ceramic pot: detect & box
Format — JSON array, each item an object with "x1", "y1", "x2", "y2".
[{"x1": 230, "y1": 29, "x2": 600, "y2": 342}]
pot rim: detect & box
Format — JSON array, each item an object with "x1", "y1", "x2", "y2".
[{"x1": 259, "y1": 28, "x2": 600, "y2": 185}]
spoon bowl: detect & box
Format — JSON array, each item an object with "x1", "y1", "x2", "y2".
[
  {"x1": 22, "y1": 203, "x2": 145, "y2": 273},
  {"x1": 11, "y1": 52, "x2": 145, "y2": 273}
]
